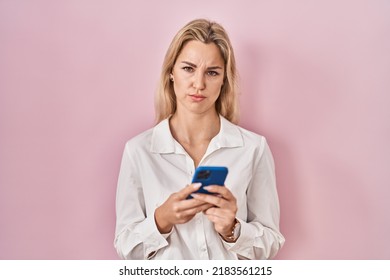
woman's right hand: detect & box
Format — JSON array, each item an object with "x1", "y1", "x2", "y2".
[{"x1": 154, "y1": 183, "x2": 213, "y2": 233}]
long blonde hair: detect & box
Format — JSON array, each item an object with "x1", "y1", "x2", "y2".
[{"x1": 155, "y1": 19, "x2": 239, "y2": 124}]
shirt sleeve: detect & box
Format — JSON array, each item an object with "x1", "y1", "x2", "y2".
[
  {"x1": 114, "y1": 143, "x2": 170, "y2": 260},
  {"x1": 223, "y1": 137, "x2": 285, "y2": 259}
]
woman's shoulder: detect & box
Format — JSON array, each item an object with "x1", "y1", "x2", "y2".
[
  {"x1": 238, "y1": 125, "x2": 268, "y2": 149},
  {"x1": 123, "y1": 118, "x2": 171, "y2": 154},
  {"x1": 222, "y1": 117, "x2": 267, "y2": 147},
  {"x1": 237, "y1": 124, "x2": 265, "y2": 139},
  {"x1": 123, "y1": 127, "x2": 154, "y2": 153}
]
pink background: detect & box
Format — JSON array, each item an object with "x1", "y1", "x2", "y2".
[{"x1": 1, "y1": 0, "x2": 389, "y2": 259}]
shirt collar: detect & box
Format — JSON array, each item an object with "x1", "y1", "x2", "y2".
[
  {"x1": 150, "y1": 115, "x2": 243, "y2": 154},
  {"x1": 150, "y1": 118, "x2": 176, "y2": 154}
]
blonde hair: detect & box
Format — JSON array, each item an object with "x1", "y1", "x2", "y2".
[{"x1": 155, "y1": 18, "x2": 239, "y2": 124}]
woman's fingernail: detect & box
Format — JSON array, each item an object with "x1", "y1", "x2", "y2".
[
  {"x1": 193, "y1": 183, "x2": 202, "y2": 189},
  {"x1": 190, "y1": 193, "x2": 199, "y2": 198},
  {"x1": 203, "y1": 186, "x2": 212, "y2": 190}
]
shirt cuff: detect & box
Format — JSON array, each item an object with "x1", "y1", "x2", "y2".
[
  {"x1": 221, "y1": 218, "x2": 257, "y2": 258},
  {"x1": 161, "y1": 228, "x2": 173, "y2": 239},
  {"x1": 139, "y1": 216, "x2": 170, "y2": 259}
]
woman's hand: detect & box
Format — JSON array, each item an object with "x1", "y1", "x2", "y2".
[
  {"x1": 191, "y1": 185, "x2": 237, "y2": 238},
  {"x1": 154, "y1": 183, "x2": 213, "y2": 233}
]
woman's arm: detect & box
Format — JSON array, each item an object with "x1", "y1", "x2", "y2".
[
  {"x1": 232, "y1": 139, "x2": 285, "y2": 259},
  {"x1": 114, "y1": 144, "x2": 169, "y2": 259}
]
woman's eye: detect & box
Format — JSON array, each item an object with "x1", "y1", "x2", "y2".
[
  {"x1": 207, "y1": 71, "x2": 219, "y2": 76},
  {"x1": 183, "y1": 66, "x2": 194, "y2": 72}
]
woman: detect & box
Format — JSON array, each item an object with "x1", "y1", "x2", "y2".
[{"x1": 114, "y1": 18, "x2": 285, "y2": 260}]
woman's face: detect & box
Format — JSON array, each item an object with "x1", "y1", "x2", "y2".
[{"x1": 171, "y1": 40, "x2": 225, "y2": 117}]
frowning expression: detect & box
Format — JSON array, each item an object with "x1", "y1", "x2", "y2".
[{"x1": 171, "y1": 40, "x2": 225, "y2": 116}]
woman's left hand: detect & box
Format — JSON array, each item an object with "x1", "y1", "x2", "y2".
[{"x1": 191, "y1": 185, "x2": 237, "y2": 238}]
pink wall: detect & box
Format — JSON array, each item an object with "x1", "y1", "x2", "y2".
[{"x1": 1, "y1": 0, "x2": 389, "y2": 259}]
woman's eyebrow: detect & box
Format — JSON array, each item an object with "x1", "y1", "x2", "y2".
[
  {"x1": 181, "y1": 61, "x2": 223, "y2": 70},
  {"x1": 181, "y1": 61, "x2": 197, "y2": 67}
]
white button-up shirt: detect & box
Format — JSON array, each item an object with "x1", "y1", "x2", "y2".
[{"x1": 114, "y1": 116, "x2": 285, "y2": 259}]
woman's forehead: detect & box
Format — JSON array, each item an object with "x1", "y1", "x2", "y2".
[{"x1": 177, "y1": 40, "x2": 224, "y2": 66}]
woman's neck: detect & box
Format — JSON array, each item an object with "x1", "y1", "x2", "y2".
[{"x1": 169, "y1": 110, "x2": 220, "y2": 145}]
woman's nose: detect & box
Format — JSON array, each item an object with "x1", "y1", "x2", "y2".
[{"x1": 192, "y1": 71, "x2": 205, "y2": 91}]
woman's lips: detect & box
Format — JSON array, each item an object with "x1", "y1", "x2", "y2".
[{"x1": 189, "y1": 94, "x2": 206, "y2": 102}]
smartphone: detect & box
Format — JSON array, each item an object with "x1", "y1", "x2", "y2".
[{"x1": 187, "y1": 166, "x2": 228, "y2": 199}]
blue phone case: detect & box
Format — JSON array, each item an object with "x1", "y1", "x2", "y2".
[{"x1": 187, "y1": 166, "x2": 228, "y2": 199}]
